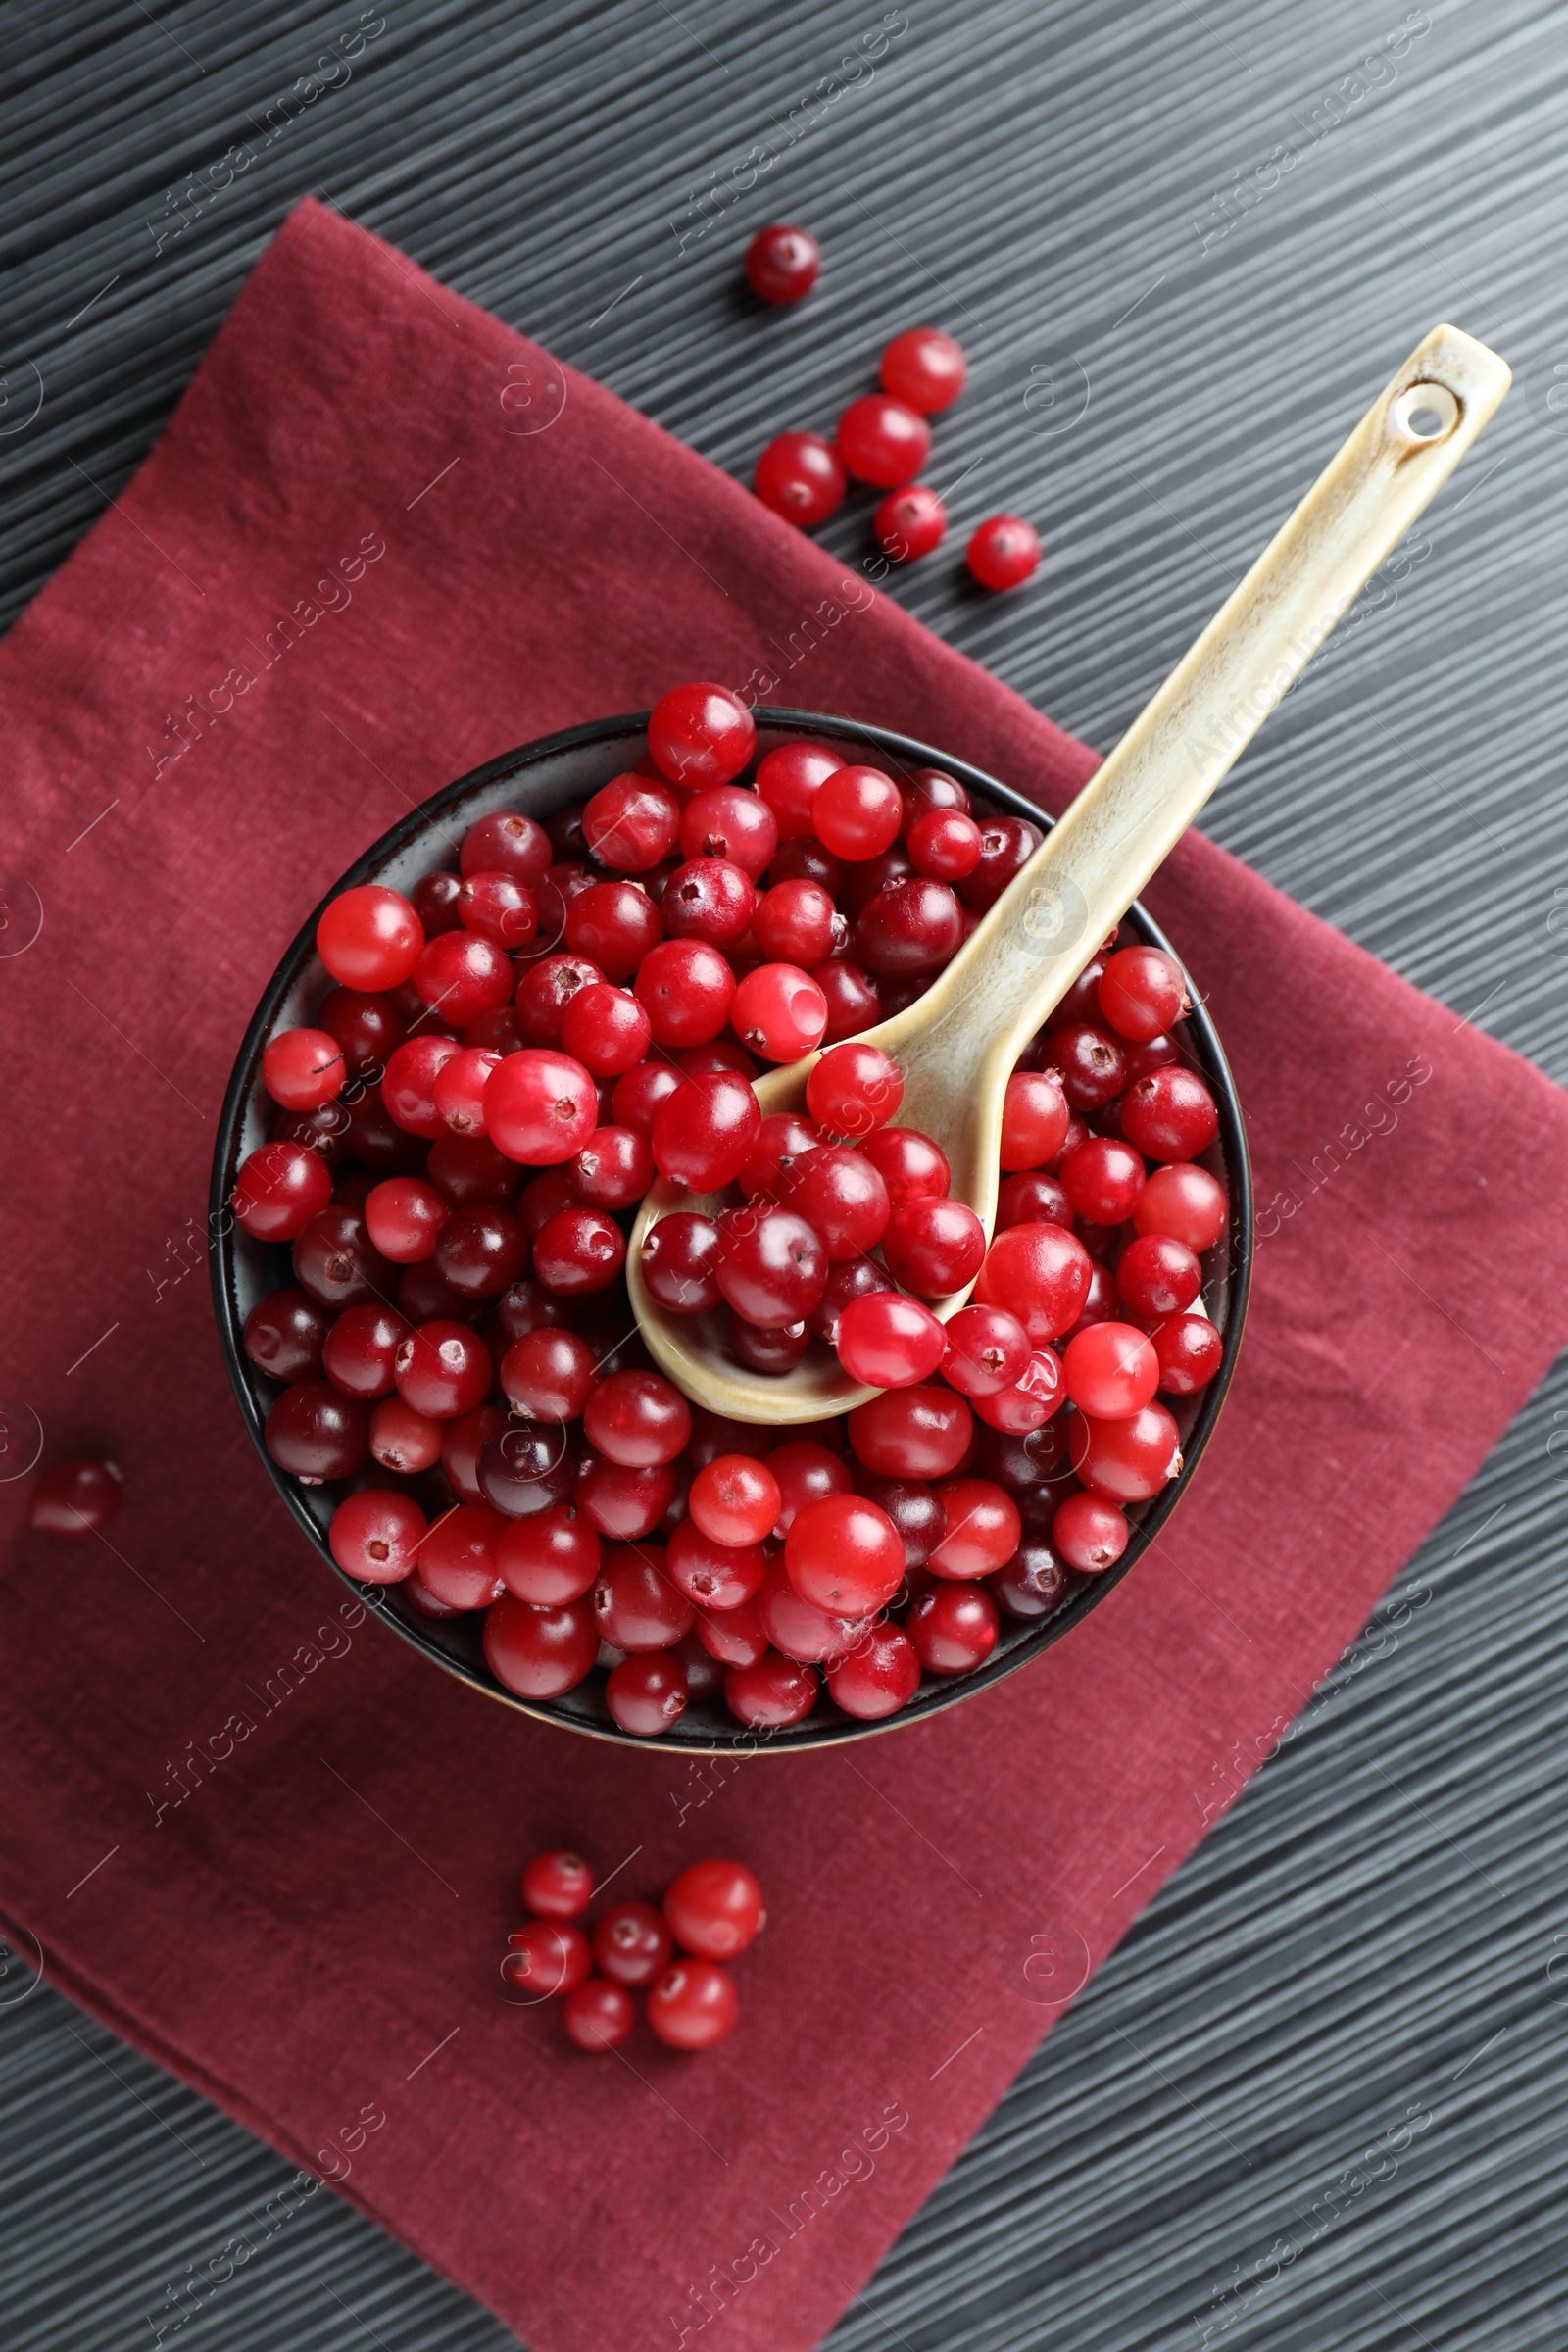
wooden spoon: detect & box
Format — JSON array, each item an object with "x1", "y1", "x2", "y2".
[{"x1": 628, "y1": 323, "x2": 1510, "y2": 1423}]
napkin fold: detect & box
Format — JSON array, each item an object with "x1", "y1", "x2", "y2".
[{"x1": 2, "y1": 199, "x2": 1564, "y2": 2352}]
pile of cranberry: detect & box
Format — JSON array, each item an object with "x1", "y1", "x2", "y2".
[
  {"x1": 743, "y1": 220, "x2": 1038, "y2": 590},
  {"x1": 231, "y1": 676, "x2": 1228, "y2": 1738},
  {"x1": 508, "y1": 1849, "x2": 760, "y2": 2053}
]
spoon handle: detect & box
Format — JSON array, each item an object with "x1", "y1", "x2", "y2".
[{"x1": 917, "y1": 322, "x2": 1510, "y2": 1070}]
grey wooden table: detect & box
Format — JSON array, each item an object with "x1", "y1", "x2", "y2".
[{"x1": 5, "y1": 2, "x2": 1568, "y2": 2345}]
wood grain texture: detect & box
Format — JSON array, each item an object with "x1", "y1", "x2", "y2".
[{"x1": 3, "y1": 1, "x2": 1567, "y2": 2347}]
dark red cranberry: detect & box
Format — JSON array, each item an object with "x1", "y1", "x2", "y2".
[
  {"x1": 997, "y1": 1170, "x2": 1072, "y2": 1229},
  {"x1": 855, "y1": 877, "x2": 964, "y2": 974},
  {"x1": 812, "y1": 958, "x2": 881, "y2": 1043},
  {"x1": 729, "y1": 1314, "x2": 810, "y2": 1372},
  {"x1": 809, "y1": 1255, "x2": 895, "y2": 1347},
  {"x1": 265, "y1": 1382, "x2": 369, "y2": 1483},
  {"x1": 411, "y1": 868, "x2": 465, "y2": 936},
  {"x1": 850, "y1": 1472, "x2": 947, "y2": 1569},
  {"x1": 987, "y1": 1542, "x2": 1073, "y2": 1618},
  {"x1": 958, "y1": 815, "x2": 1043, "y2": 911},
  {"x1": 291, "y1": 1207, "x2": 396, "y2": 1311},
  {"x1": 1044, "y1": 1023, "x2": 1127, "y2": 1111},
  {"x1": 432, "y1": 1207, "x2": 529, "y2": 1298},
  {"x1": 29, "y1": 1458, "x2": 122, "y2": 1537},
  {"x1": 243, "y1": 1287, "x2": 332, "y2": 1384},
  {"x1": 477, "y1": 1420, "x2": 573, "y2": 1517}
]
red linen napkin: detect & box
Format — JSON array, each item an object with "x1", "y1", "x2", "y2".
[{"x1": 1, "y1": 198, "x2": 1562, "y2": 2352}]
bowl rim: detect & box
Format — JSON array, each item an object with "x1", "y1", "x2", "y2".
[{"x1": 210, "y1": 706, "x2": 1253, "y2": 1754}]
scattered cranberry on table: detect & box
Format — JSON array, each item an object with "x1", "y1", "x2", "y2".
[
  {"x1": 966, "y1": 514, "x2": 1043, "y2": 591},
  {"x1": 507, "y1": 1848, "x2": 758, "y2": 2053},
  {"x1": 239, "y1": 677, "x2": 1229, "y2": 1737},
  {"x1": 744, "y1": 222, "x2": 821, "y2": 304},
  {"x1": 28, "y1": 1456, "x2": 121, "y2": 1537}
]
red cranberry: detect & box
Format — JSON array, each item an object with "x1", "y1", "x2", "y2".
[
  {"x1": 988, "y1": 1541, "x2": 1073, "y2": 1619},
  {"x1": 394, "y1": 1321, "x2": 491, "y2": 1419},
  {"x1": 317, "y1": 986, "x2": 407, "y2": 1077},
  {"x1": 484, "y1": 1594, "x2": 597, "y2": 1697},
  {"x1": 874, "y1": 484, "x2": 946, "y2": 560},
  {"x1": 858, "y1": 1125, "x2": 950, "y2": 1208},
  {"x1": 322, "y1": 1302, "x2": 411, "y2": 1399},
  {"x1": 612, "y1": 1058, "x2": 686, "y2": 1138},
  {"x1": 958, "y1": 816, "x2": 1043, "y2": 912},
  {"x1": 973, "y1": 1221, "x2": 1091, "y2": 1343},
  {"x1": 326, "y1": 1488, "x2": 425, "y2": 1584},
  {"x1": 661, "y1": 858, "x2": 757, "y2": 951},
  {"x1": 648, "y1": 1957, "x2": 738, "y2": 2049},
  {"x1": 1099, "y1": 946, "x2": 1187, "y2": 1041},
  {"x1": 827, "y1": 1621, "x2": 922, "y2": 1719},
  {"x1": 262, "y1": 1026, "x2": 346, "y2": 1112},
  {"x1": 1068, "y1": 1402, "x2": 1182, "y2": 1501},
  {"x1": 28, "y1": 1457, "x2": 121, "y2": 1538},
  {"x1": 729, "y1": 1314, "x2": 809, "y2": 1372},
  {"x1": 243, "y1": 1288, "x2": 331, "y2": 1384},
  {"x1": 1062, "y1": 1323, "x2": 1158, "y2": 1419},
  {"x1": 1061, "y1": 1137, "x2": 1146, "y2": 1226},
  {"x1": 591, "y1": 1543, "x2": 692, "y2": 1650},
  {"x1": 666, "y1": 1521, "x2": 766, "y2": 1611},
  {"x1": 753, "y1": 879, "x2": 837, "y2": 966},
  {"x1": 970, "y1": 1348, "x2": 1063, "y2": 1433},
  {"x1": 516, "y1": 954, "x2": 605, "y2": 1048},
  {"x1": 680, "y1": 785, "x2": 777, "y2": 881},
  {"x1": 779, "y1": 1145, "x2": 890, "y2": 1259},
  {"x1": 607, "y1": 1651, "x2": 689, "y2": 1737},
  {"x1": 714, "y1": 1204, "x2": 828, "y2": 1326},
  {"x1": 724, "y1": 1652, "x2": 817, "y2": 1727},
  {"x1": 410, "y1": 869, "x2": 465, "y2": 939},
  {"x1": 564, "y1": 880, "x2": 662, "y2": 978},
  {"x1": 635, "y1": 940, "x2": 736, "y2": 1048},
  {"x1": 317, "y1": 884, "x2": 424, "y2": 991},
  {"x1": 433, "y1": 1206, "x2": 529, "y2": 1298},
  {"x1": 561, "y1": 983, "x2": 652, "y2": 1076},
  {"x1": 941, "y1": 1303, "x2": 1031, "y2": 1397},
  {"x1": 462, "y1": 810, "x2": 552, "y2": 886},
  {"x1": 232, "y1": 1141, "x2": 333, "y2": 1242},
  {"x1": 564, "y1": 1977, "x2": 635, "y2": 2049},
  {"x1": 1134, "y1": 1163, "x2": 1227, "y2": 1251},
  {"x1": 574, "y1": 1452, "x2": 675, "y2": 1540},
  {"x1": 813, "y1": 765, "x2": 904, "y2": 860},
  {"x1": 812, "y1": 958, "x2": 882, "y2": 1042},
  {"x1": 638, "y1": 1211, "x2": 723, "y2": 1316},
  {"x1": 485, "y1": 1050, "x2": 599, "y2": 1164},
  {"x1": 651, "y1": 1070, "x2": 760, "y2": 1190},
  {"x1": 499, "y1": 1328, "x2": 595, "y2": 1421},
  {"x1": 997, "y1": 1169, "x2": 1072, "y2": 1229},
  {"x1": 583, "y1": 1370, "x2": 691, "y2": 1468},
  {"x1": 594, "y1": 1899, "x2": 673, "y2": 1987},
  {"x1": 847, "y1": 1385, "x2": 972, "y2": 1481},
  {"x1": 906, "y1": 809, "x2": 982, "y2": 880},
  {"x1": 999, "y1": 1070, "x2": 1070, "y2": 1171},
  {"x1": 292, "y1": 1206, "x2": 396, "y2": 1310},
  {"x1": 836, "y1": 393, "x2": 930, "y2": 487},
  {"x1": 1121, "y1": 1066, "x2": 1219, "y2": 1161},
  {"x1": 497, "y1": 1504, "x2": 601, "y2": 1603},
  {"x1": 697, "y1": 1595, "x2": 770, "y2": 1669},
  {"x1": 1151, "y1": 1312, "x2": 1223, "y2": 1394},
  {"x1": 745, "y1": 221, "x2": 820, "y2": 301},
  {"x1": 362, "y1": 1177, "x2": 446, "y2": 1264},
  {"x1": 756, "y1": 1557, "x2": 867, "y2": 1663},
  {"x1": 1054, "y1": 1490, "x2": 1129, "y2": 1572},
  {"x1": 966, "y1": 514, "x2": 1041, "y2": 589},
  {"x1": 836, "y1": 1293, "x2": 946, "y2": 1388},
  {"x1": 755, "y1": 431, "x2": 846, "y2": 525},
  {"x1": 881, "y1": 326, "x2": 966, "y2": 413},
  {"x1": 581, "y1": 774, "x2": 682, "y2": 873},
  {"x1": 907, "y1": 1581, "x2": 1000, "y2": 1673},
  {"x1": 928, "y1": 1478, "x2": 1020, "y2": 1579},
  {"x1": 755, "y1": 744, "x2": 841, "y2": 839},
  {"x1": 533, "y1": 1207, "x2": 626, "y2": 1297},
  {"x1": 265, "y1": 1382, "x2": 369, "y2": 1482},
  {"x1": 412, "y1": 931, "x2": 514, "y2": 1027},
  {"x1": 1117, "y1": 1233, "x2": 1201, "y2": 1320},
  {"x1": 855, "y1": 876, "x2": 964, "y2": 974},
  {"x1": 522, "y1": 1849, "x2": 593, "y2": 1919},
  {"x1": 764, "y1": 1439, "x2": 850, "y2": 1535},
  {"x1": 648, "y1": 682, "x2": 756, "y2": 790},
  {"x1": 786, "y1": 1493, "x2": 905, "y2": 1616},
  {"x1": 688, "y1": 1455, "x2": 781, "y2": 1546},
  {"x1": 418, "y1": 1501, "x2": 507, "y2": 1609},
  {"x1": 881, "y1": 1197, "x2": 985, "y2": 1296}
]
